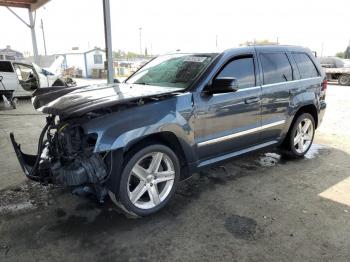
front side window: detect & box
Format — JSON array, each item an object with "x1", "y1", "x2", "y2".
[
  {"x1": 216, "y1": 56, "x2": 256, "y2": 89},
  {"x1": 260, "y1": 53, "x2": 293, "y2": 85},
  {"x1": 126, "y1": 53, "x2": 216, "y2": 89},
  {"x1": 293, "y1": 53, "x2": 319, "y2": 79}
]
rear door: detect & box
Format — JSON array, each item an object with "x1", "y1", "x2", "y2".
[
  {"x1": 194, "y1": 53, "x2": 262, "y2": 160},
  {"x1": 291, "y1": 52, "x2": 322, "y2": 111},
  {"x1": 257, "y1": 50, "x2": 295, "y2": 141}
]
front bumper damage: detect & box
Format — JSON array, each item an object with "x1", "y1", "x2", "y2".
[
  {"x1": 10, "y1": 133, "x2": 43, "y2": 182},
  {"x1": 10, "y1": 118, "x2": 51, "y2": 183},
  {"x1": 10, "y1": 116, "x2": 110, "y2": 202}
]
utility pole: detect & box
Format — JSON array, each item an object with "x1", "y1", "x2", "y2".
[
  {"x1": 139, "y1": 27, "x2": 142, "y2": 56},
  {"x1": 28, "y1": 9, "x2": 39, "y2": 63},
  {"x1": 102, "y1": 0, "x2": 115, "y2": 84},
  {"x1": 215, "y1": 35, "x2": 218, "y2": 50},
  {"x1": 40, "y1": 19, "x2": 47, "y2": 56}
]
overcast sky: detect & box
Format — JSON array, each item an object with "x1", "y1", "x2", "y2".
[{"x1": 0, "y1": 0, "x2": 349, "y2": 56}]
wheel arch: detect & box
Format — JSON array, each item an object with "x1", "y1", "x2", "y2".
[
  {"x1": 123, "y1": 131, "x2": 189, "y2": 168},
  {"x1": 281, "y1": 105, "x2": 317, "y2": 156},
  {"x1": 282, "y1": 103, "x2": 318, "y2": 147},
  {"x1": 105, "y1": 131, "x2": 191, "y2": 196},
  {"x1": 293, "y1": 104, "x2": 318, "y2": 129}
]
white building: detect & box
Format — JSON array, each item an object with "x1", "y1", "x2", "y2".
[
  {"x1": 0, "y1": 46, "x2": 24, "y2": 61},
  {"x1": 59, "y1": 47, "x2": 106, "y2": 78}
]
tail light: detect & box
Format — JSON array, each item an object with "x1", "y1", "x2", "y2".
[{"x1": 321, "y1": 79, "x2": 327, "y2": 91}]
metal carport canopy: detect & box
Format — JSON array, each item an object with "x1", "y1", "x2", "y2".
[
  {"x1": 0, "y1": 0, "x2": 50, "y2": 10},
  {"x1": 0, "y1": 0, "x2": 115, "y2": 84}
]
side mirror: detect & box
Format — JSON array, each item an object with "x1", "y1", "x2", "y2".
[{"x1": 203, "y1": 77, "x2": 239, "y2": 95}]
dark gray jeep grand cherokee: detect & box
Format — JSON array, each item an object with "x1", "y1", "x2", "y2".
[{"x1": 11, "y1": 45, "x2": 327, "y2": 216}]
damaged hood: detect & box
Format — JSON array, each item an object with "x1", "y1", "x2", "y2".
[{"x1": 32, "y1": 83, "x2": 183, "y2": 118}]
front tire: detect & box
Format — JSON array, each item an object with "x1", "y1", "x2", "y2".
[
  {"x1": 284, "y1": 113, "x2": 315, "y2": 157},
  {"x1": 114, "y1": 144, "x2": 180, "y2": 216}
]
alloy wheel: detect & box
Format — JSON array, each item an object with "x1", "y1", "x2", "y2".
[
  {"x1": 293, "y1": 118, "x2": 314, "y2": 154},
  {"x1": 127, "y1": 152, "x2": 175, "y2": 209}
]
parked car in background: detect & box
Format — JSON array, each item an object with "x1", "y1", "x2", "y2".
[
  {"x1": 318, "y1": 56, "x2": 350, "y2": 85},
  {"x1": 0, "y1": 60, "x2": 76, "y2": 97},
  {"x1": 11, "y1": 45, "x2": 327, "y2": 217}
]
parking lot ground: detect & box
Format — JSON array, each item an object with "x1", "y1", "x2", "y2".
[{"x1": 0, "y1": 84, "x2": 350, "y2": 262}]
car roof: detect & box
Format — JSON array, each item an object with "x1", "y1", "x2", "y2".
[
  {"x1": 162, "y1": 45, "x2": 312, "y2": 58},
  {"x1": 222, "y1": 45, "x2": 311, "y2": 54}
]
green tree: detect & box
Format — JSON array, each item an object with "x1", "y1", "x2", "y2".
[
  {"x1": 113, "y1": 50, "x2": 122, "y2": 58},
  {"x1": 335, "y1": 52, "x2": 345, "y2": 58},
  {"x1": 126, "y1": 51, "x2": 139, "y2": 59}
]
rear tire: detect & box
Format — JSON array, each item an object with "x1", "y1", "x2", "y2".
[
  {"x1": 338, "y1": 74, "x2": 350, "y2": 86},
  {"x1": 283, "y1": 113, "x2": 315, "y2": 158},
  {"x1": 112, "y1": 144, "x2": 180, "y2": 217}
]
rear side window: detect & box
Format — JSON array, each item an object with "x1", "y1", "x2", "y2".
[
  {"x1": 0, "y1": 61, "x2": 14, "y2": 73},
  {"x1": 293, "y1": 53, "x2": 319, "y2": 79},
  {"x1": 260, "y1": 53, "x2": 293, "y2": 85},
  {"x1": 216, "y1": 56, "x2": 255, "y2": 89}
]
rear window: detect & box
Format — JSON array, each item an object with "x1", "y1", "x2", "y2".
[
  {"x1": 293, "y1": 53, "x2": 319, "y2": 79},
  {"x1": 260, "y1": 53, "x2": 293, "y2": 85},
  {"x1": 0, "y1": 61, "x2": 14, "y2": 73}
]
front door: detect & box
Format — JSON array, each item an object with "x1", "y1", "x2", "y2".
[{"x1": 194, "y1": 54, "x2": 262, "y2": 160}]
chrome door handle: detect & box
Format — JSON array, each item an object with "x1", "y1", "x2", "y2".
[{"x1": 245, "y1": 97, "x2": 261, "y2": 104}]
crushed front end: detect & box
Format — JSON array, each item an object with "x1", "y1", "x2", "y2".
[{"x1": 10, "y1": 115, "x2": 110, "y2": 202}]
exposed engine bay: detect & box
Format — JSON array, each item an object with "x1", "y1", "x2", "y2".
[
  {"x1": 11, "y1": 116, "x2": 110, "y2": 202},
  {"x1": 10, "y1": 82, "x2": 183, "y2": 204}
]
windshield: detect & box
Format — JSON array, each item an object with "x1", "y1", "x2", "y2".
[{"x1": 126, "y1": 53, "x2": 217, "y2": 89}]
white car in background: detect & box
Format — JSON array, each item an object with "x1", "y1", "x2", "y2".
[{"x1": 0, "y1": 57, "x2": 75, "y2": 97}]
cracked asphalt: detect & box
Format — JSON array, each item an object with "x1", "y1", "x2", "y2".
[{"x1": 0, "y1": 84, "x2": 350, "y2": 262}]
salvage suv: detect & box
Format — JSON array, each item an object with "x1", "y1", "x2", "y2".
[{"x1": 11, "y1": 45, "x2": 327, "y2": 216}]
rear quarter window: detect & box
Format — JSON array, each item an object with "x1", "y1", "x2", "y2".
[
  {"x1": 0, "y1": 61, "x2": 14, "y2": 73},
  {"x1": 293, "y1": 53, "x2": 319, "y2": 79},
  {"x1": 260, "y1": 53, "x2": 293, "y2": 85}
]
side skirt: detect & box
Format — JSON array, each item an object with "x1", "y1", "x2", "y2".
[{"x1": 197, "y1": 140, "x2": 278, "y2": 169}]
